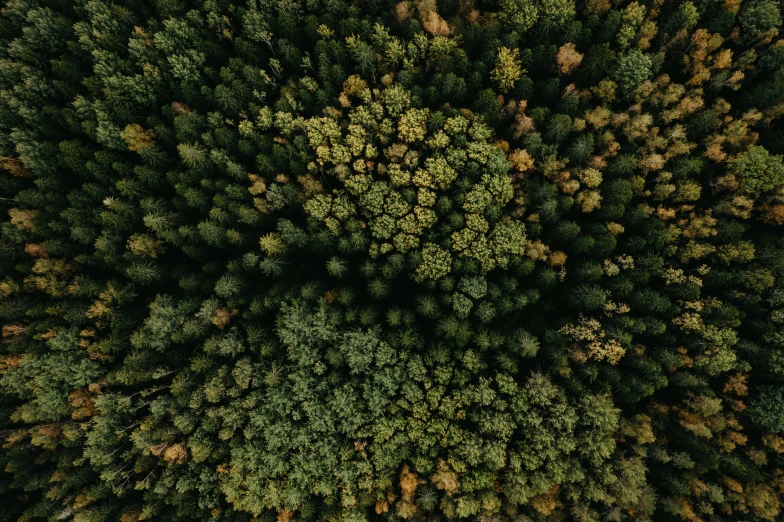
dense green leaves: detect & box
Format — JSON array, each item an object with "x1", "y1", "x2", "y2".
[{"x1": 1, "y1": 0, "x2": 784, "y2": 521}]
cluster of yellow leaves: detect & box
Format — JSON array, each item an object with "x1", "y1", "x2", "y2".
[
  {"x1": 491, "y1": 47, "x2": 523, "y2": 93},
  {"x1": 559, "y1": 315, "x2": 626, "y2": 364}
]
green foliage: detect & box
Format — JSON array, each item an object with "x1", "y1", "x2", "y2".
[
  {"x1": 500, "y1": 0, "x2": 539, "y2": 34},
  {"x1": 729, "y1": 145, "x2": 784, "y2": 196},
  {"x1": 749, "y1": 386, "x2": 784, "y2": 433},
  {"x1": 538, "y1": 0, "x2": 577, "y2": 29},
  {"x1": 415, "y1": 242, "x2": 452, "y2": 281},
  {"x1": 1, "y1": 0, "x2": 784, "y2": 520},
  {"x1": 739, "y1": 0, "x2": 782, "y2": 42},
  {"x1": 614, "y1": 50, "x2": 653, "y2": 93}
]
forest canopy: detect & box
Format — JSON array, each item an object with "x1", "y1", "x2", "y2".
[{"x1": 2, "y1": 0, "x2": 784, "y2": 520}]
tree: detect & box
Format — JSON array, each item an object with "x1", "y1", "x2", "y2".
[
  {"x1": 556, "y1": 43, "x2": 583, "y2": 74},
  {"x1": 739, "y1": 0, "x2": 781, "y2": 42},
  {"x1": 749, "y1": 386, "x2": 784, "y2": 434},
  {"x1": 500, "y1": 0, "x2": 539, "y2": 34},
  {"x1": 492, "y1": 47, "x2": 524, "y2": 93},
  {"x1": 538, "y1": 0, "x2": 576, "y2": 29},
  {"x1": 416, "y1": 243, "x2": 451, "y2": 281},
  {"x1": 614, "y1": 50, "x2": 653, "y2": 93},
  {"x1": 729, "y1": 146, "x2": 784, "y2": 196}
]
